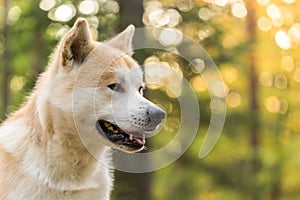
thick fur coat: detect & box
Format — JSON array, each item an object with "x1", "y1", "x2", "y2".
[{"x1": 0, "y1": 19, "x2": 165, "y2": 199}]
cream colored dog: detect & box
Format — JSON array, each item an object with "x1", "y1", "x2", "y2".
[{"x1": 0, "y1": 19, "x2": 165, "y2": 200}]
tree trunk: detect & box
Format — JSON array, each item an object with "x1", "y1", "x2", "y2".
[
  {"x1": 245, "y1": 0, "x2": 259, "y2": 171},
  {"x1": 119, "y1": 0, "x2": 143, "y2": 29},
  {"x1": 245, "y1": 0, "x2": 260, "y2": 199}
]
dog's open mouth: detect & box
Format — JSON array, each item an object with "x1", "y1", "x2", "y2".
[{"x1": 96, "y1": 120, "x2": 145, "y2": 152}]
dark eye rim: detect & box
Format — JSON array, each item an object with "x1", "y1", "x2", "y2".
[
  {"x1": 139, "y1": 86, "x2": 144, "y2": 94},
  {"x1": 107, "y1": 83, "x2": 122, "y2": 91}
]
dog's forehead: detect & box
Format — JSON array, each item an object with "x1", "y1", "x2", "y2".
[
  {"x1": 93, "y1": 43, "x2": 138, "y2": 69},
  {"x1": 115, "y1": 64, "x2": 143, "y2": 84},
  {"x1": 97, "y1": 58, "x2": 143, "y2": 86},
  {"x1": 111, "y1": 59, "x2": 143, "y2": 84}
]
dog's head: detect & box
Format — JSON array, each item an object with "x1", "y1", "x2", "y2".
[{"x1": 51, "y1": 19, "x2": 165, "y2": 153}]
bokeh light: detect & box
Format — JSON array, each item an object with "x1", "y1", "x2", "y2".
[
  {"x1": 177, "y1": 0, "x2": 194, "y2": 12},
  {"x1": 256, "y1": 0, "x2": 270, "y2": 6},
  {"x1": 259, "y1": 71, "x2": 273, "y2": 87},
  {"x1": 191, "y1": 75, "x2": 208, "y2": 92},
  {"x1": 264, "y1": 96, "x2": 288, "y2": 115},
  {"x1": 104, "y1": 1, "x2": 120, "y2": 14},
  {"x1": 221, "y1": 67, "x2": 237, "y2": 84},
  {"x1": 257, "y1": 16, "x2": 272, "y2": 32},
  {"x1": 293, "y1": 68, "x2": 300, "y2": 83},
  {"x1": 231, "y1": 2, "x2": 247, "y2": 19},
  {"x1": 39, "y1": 0, "x2": 56, "y2": 11},
  {"x1": 279, "y1": 99, "x2": 289, "y2": 114},
  {"x1": 288, "y1": 23, "x2": 300, "y2": 43},
  {"x1": 281, "y1": 56, "x2": 294, "y2": 72},
  {"x1": 198, "y1": 7, "x2": 214, "y2": 21},
  {"x1": 275, "y1": 30, "x2": 291, "y2": 50},
  {"x1": 266, "y1": 4, "x2": 283, "y2": 27},
  {"x1": 226, "y1": 92, "x2": 241, "y2": 108},
  {"x1": 214, "y1": 0, "x2": 228, "y2": 7},
  {"x1": 10, "y1": 76, "x2": 26, "y2": 92},
  {"x1": 8, "y1": 6, "x2": 21, "y2": 24},
  {"x1": 143, "y1": 1, "x2": 182, "y2": 28},
  {"x1": 79, "y1": 0, "x2": 99, "y2": 15},
  {"x1": 264, "y1": 96, "x2": 280, "y2": 113},
  {"x1": 274, "y1": 74, "x2": 288, "y2": 89},
  {"x1": 283, "y1": 0, "x2": 295, "y2": 4},
  {"x1": 166, "y1": 9, "x2": 181, "y2": 27},
  {"x1": 190, "y1": 58, "x2": 205, "y2": 73},
  {"x1": 144, "y1": 59, "x2": 183, "y2": 98},
  {"x1": 54, "y1": 4, "x2": 76, "y2": 22},
  {"x1": 5, "y1": 0, "x2": 300, "y2": 198},
  {"x1": 159, "y1": 28, "x2": 183, "y2": 46}
]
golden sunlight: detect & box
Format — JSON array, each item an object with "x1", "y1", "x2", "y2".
[
  {"x1": 79, "y1": 0, "x2": 99, "y2": 15},
  {"x1": 281, "y1": 56, "x2": 295, "y2": 72},
  {"x1": 7, "y1": 6, "x2": 21, "y2": 24},
  {"x1": 10, "y1": 76, "x2": 26, "y2": 92},
  {"x1": 159, "y1": 28, "x2": 183, "y2": 46},
  {"x1": 293, "y1": 68, "x2": 300, "y2": 83},
  {"x1": 54, "y1": 4, "x2": 76, "y2": 22},
  {"x1": 259, "y1": 72, "x2": 273, "y2": 87},
  {"x1": 275, "y1": 30, "x2": 291, "y2": 50},
  {"x1": 214, "y1": 0, "x2": 228, "y2": 7},
  {"x1": 144, "y1": 60, "x2": 183, "y2": 98},
  {"x1": 257, "y1": 16, "x2": 272, "y2": 32},
  {"x1": 266, "y1": 4, "x2": 283, "y2": 27},
  {"x1": 288, "y1": 23, "x2": 300, "y2": 43},
  {"x1": 190, "y1": 58, "x2": 205, "y2": 73},
  {"x1": 256, "y1": 0, "x2": 270, "y2": 6},
  {"x1": 274, "y1": 74, "x2": 288, "y2": 89},
  {"x1": 39, "y1": 0, "x2": 56, "y2": 11},
  {"x1": 191, "y1": 75, "x2": 207, "y2": 92},
  {"x1": 198, "y1": 7, "x2": 214, "y2": 21},
  {"x1": 231, "y1": 2, "x2": 247, "y2": 19},
  {"x1": 264, "y1": 96, "x2": 280, "y2": 113},
  {"x1": 283, "y1": 0, "x2": 295, "y2": 3},
  {"x1": 227, "y1": 92, "x2": 241, "y2": 108}
]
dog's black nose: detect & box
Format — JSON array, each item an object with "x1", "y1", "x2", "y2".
[{"x1": 147, "y1": 107, "x2": 165, "y2": 121}]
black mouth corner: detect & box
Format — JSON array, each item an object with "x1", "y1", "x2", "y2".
[{"x1": 96, "y1": 120, "x2": 145, "y2": 151}]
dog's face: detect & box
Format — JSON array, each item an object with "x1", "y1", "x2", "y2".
[{"x1": 52, "y1": 19, "x2": 165, "y2": 153}]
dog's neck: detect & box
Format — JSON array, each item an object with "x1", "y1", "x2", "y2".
[{"x1": 0, "y1": 79, "x2": 111, "y2": 191}]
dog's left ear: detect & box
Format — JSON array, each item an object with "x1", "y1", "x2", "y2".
[
  {"x1": 60, "y1": 18, "x2": 93, "y2": 67},
  {"x1": 106, "y1": 25, "x2": 135, "y2": 54}
]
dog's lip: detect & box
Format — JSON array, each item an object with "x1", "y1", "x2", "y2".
[{"x1": 96, "y1": 120, "x2": 146, "y2": 149}]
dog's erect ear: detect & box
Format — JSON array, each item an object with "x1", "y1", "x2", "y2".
[
  {"x1": 106, "y1": 25, "x2": 135, "y2": 54},
  {"x1": 61, "y1": 18, "x2": 93, "y2": 67}
]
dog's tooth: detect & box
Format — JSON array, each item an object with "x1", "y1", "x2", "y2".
[
  {"x1": 129, "y1": 134, "x2": 133, "y2": 141},
  {"x1": 107, "y1": 126, "x2": 114, "y2": 131},
  {"x1": 113, "y1": 129, "x2": 119, "y2": 133}
]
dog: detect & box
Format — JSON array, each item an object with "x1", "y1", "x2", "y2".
[{"x1": 0, "y1": 18, "x2": 165, "y2": 200}]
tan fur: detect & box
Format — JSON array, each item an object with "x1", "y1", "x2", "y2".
[{"x1": 0, "y1": 19, "x2": 142, "y2": 200}]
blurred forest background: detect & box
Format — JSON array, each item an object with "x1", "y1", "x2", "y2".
[{"x1": 1, "y1": 0, "x2": 300, "y2": 199}]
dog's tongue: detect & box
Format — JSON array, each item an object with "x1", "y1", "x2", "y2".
[{"x1": 133, "y1": 134, "x2": 146, "y2": 145}]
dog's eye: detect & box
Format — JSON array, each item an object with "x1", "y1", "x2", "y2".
[
  {"x1": 107, "y1": 83, "x2": 124, "y2": 92},
  {"x1": 107, "y1": 83, "x2": 120, "y2": 91},
  {"x1": 139, "y1": 86, "x2": 144, "y2": 95}
]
